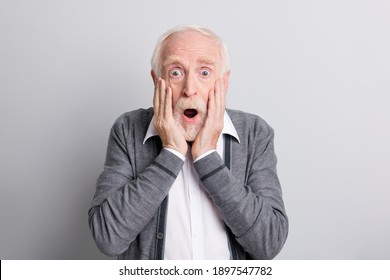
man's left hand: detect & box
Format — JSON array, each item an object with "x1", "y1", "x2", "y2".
[{"x1": 191, "y1": 78, "x2": 227, "y2": 159}]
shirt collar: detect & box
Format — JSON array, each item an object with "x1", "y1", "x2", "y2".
[{"x1": 143, "y1": 111, "x2": 240, "y2": 144}]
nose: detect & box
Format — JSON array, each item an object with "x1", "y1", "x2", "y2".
[{"x1": 182, "y1": 74, "x2": 197, "y2": 97}]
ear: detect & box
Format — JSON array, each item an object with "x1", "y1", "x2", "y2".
[
  {"x1": 151, "y1": 70, "x2": 158, "y2": 86},
  {"x1": 223, "y1": 70, "x2": 231, "y2": 93}
]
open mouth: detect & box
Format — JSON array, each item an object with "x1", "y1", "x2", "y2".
[{"x1": 183, "y1": 109, "x2": 198, "y2": 118}]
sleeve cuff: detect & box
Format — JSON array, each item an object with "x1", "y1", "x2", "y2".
[
  {"x1": 164, "y1": 147, "x2": 185, "y2": 161},
  {"x1": 193, "y1": 151, "x2": 225, "y2": 181},
  {"x1": 193, "y1": 149, "x2": 216, "y2": 163}
]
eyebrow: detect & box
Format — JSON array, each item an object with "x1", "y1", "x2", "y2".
[
  {"x1": 198, "y1": 58, "x2": 217, "y2": 67},
  {"x1": 162, "y1": 55, "x2": 217, "y2": 68},
  {"x1": 162, "y1": 55, "x2": 184, "y2": 67}
]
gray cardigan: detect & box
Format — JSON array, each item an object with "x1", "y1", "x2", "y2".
[{"x1": 88, "y1": 108, "x2": 288, "y2": 259}]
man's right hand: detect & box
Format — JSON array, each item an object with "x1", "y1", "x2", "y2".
[{"x1": 153, "y1": 78, "x2": 188, "y2": 156}]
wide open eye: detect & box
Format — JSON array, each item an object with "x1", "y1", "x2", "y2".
[
  {"x1": 200, "y1": 69, "x2": 210, "y2": 77},
  {"x1": 170, "y1": 69, "x2": 183, "y2": 77}
]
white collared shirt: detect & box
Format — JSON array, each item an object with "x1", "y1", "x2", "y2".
[{"x1": 143, "y1": 111, "x2": 240, "y2": 259}]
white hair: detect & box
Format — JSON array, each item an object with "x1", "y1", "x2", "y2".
[{"x1": 151, "y1": 25, "x2": 230, "y2": 76}]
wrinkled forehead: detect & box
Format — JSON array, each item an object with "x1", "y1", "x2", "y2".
[{"x1": 160, "y1": 31, "x2": 221, "y2": 63}]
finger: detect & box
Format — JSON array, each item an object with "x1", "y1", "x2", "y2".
[
  {"x1": 214, "y1": 79, "x2": 225, "y2": 129},
  {"x1": 219, "y1": 78, "x2": 226, "y2": 112},
  {"x1": 154, "y1": 78, "x2": 161, "y2": 116},
  {"x1": 214, "y1": 79, "x2": 224, "y2": 117},
  {"x1": 208, "y1": 88, "x2": 216, "y2": 119},
  {"x1": 159, "y1": 78, "x2": 166, "y2": 119},
  {"x1": 164, "y1": 86, "x2": 173, "y2": 118}
]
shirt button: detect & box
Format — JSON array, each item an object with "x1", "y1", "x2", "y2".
[{"x1": 156, "y1": 232, "x2": 164, "y2": 239}]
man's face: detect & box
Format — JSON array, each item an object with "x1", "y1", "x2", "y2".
[{"x1": 155, "y1": 31, "x2": 229, "y2": 141}]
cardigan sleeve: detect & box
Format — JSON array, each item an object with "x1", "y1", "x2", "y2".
[
  {"x1": 193, "y1": 119, "x2": 288, "y2": 259},
  {"x1": 88, "y1": 117, "x2": 184, "y2": 257}
]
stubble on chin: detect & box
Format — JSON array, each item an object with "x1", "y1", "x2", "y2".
[
  {"x1": 173, "y1": 98, "x2": 207, "y2": 142},
  {"x1": 174, "y1": 118, "x2": 203, "y2": 142}
]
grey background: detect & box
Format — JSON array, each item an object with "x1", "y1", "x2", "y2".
[{"x1": 1, "y1": 0, "x2": 389, "y2": 259}]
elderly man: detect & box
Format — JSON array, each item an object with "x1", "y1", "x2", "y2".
[{"x1": 88, "y1": 25, "x2": 288, "y2": 260}]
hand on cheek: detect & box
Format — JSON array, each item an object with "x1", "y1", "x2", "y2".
[
  {"x1": 153, "y1": 78, "x2": 188, "y2": 156},
  {"x1": 191, "y1": 78, "x2": 226, "y2": 159}
]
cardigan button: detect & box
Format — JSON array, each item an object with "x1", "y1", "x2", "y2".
[{"x1": 156, "y1": 232, "x2": 164, "y2": 239}]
